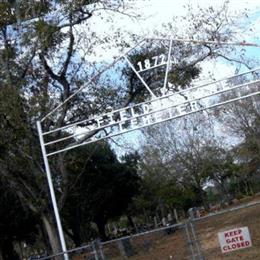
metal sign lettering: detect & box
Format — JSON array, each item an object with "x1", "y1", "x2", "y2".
[
  {"x1": 136, "y1": 54, "x2": 166, "y2": 72},
  {"x1": 43, "y1": 67, "x2": 260, "y2": 157}
]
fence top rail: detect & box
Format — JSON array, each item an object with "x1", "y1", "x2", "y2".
[
  {"x1": 37, "y1": 243, "x2": 92, "y2": 260},
  {"x1": 37, "y1": 222, "x2": 185, "y2": 259},
  {"x1": 192, "y1": 199, "x2": 260, "y2": 222},
  {"x1": 35, "y1": 200, "x2": 260, "y2": 259},
  {"x1": 102, "y1": 222, "x2": 185, "y2": 245}
]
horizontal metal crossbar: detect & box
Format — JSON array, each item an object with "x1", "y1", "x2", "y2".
[
  {"x1": 40, "y1": 38, "x2": 260, "y2": 123},
  {"x1": 146, "y1": 37, "x2": 260, "y2": 48},
  {"x1": 46, "y1": 88, "x2": 260, "y2": 157},
  {"x1": 44, "y1": 78, "x2": 260, "y2": 148},
  {"x1": 42, "y1": 66, "x2": 260, "y2": 136}
]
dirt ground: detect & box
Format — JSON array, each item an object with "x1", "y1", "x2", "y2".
[
  {"x1": 73, "y1": 195, "x2": 260, "y2": 260},
  {"x1": 95, "y1": 228, "x2": 190, "y2": 260},
  {"x1": 129, "y1": 228, "x2": 190, "y2": 260}
]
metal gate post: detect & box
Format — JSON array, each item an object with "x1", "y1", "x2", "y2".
[
  {"x1": 97, "y1": 239, "x2": 106, "y2": 260},
  {"x1": 37, "y1": 121, "x2": 69, "y2": 260},
  {"x1": 184, "y1": 222, "x2": 196, "y2": 260},
  {"x1": 92, "y1": 240, "x2": 99, "y2": 260},
  {"x1": 189, "y1": 220, "x2": 204, "y2": 260}
]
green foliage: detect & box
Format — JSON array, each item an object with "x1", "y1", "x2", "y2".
[
  {"x1": 0, "y1": 1, "x2": 50, "y2": 27},
  {"x1": 158, "y1": 182, "x2": 201, "y2": 211},
  {"x1": 0, "y1": 86, "x2": 28, "y2": 155},
  {"x1": 0, "y1": 3, "x2": 16, "y2": 27},
  {"x1": 130, "y1": 171, "x2": 202, "y2": 219},
  {"x1": 0, "y1": 0, "x2": 133, "y2": 253},
  {"x1": 168, "y1": 62, "x2": 200, "y2": 89},
  {"x1": 63, "y1": 143, "x2": 140, "y2": 242},
  {"x1": 34, "y1": 20, "x2": 65, "y2": 51},
  {"x1": 60, "y1": 0, "x2": 99, "y2": 9}
]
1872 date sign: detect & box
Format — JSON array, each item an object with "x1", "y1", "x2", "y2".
[{"x1": 37, "y1": 38, "x2": 260, "y2": 259}]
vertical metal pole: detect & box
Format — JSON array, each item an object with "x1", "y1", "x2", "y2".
[
  {"x1": 189, "y1": 220, "x2": 204, "y2": 260},
  {"x1": 97, "y1": 239, "x2": 105, "y2": 260},
  {"x1": 184, "y1": 222, "x2": 195, "y2": 260},
  {"x1": 37, "y1": 121, "x2": 69, "y2": 260},
  {"x1": 162, "y1": 39, "x2": 173, "y2": 95},
  {"x1": 92, "y1": 241, "x2": 99, "y2": 260}
]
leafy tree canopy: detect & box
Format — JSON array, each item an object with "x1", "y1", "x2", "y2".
[{"x1": 63, "y1": 142, "x2": 140, "y2": 242}]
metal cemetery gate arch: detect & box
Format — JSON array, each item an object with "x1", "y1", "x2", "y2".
[{"x1": 36, "y1": 37, "x2": 260, "y2": 259}]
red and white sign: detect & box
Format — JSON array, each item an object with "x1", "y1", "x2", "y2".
[{"x1": 218, "y1": 227, "x2": 252, "y2": 253}]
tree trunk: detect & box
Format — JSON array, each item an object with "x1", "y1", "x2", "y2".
[
  {"x1": 159, "y1": 199, "x2": 166, "y2": 219},
  {"x1": 39, "y1": 221, "x2": 52, "y2": 254},
  {"x1": 216, "y1": 180, "x2": 232, "y2": 204},
  {"x1": 41, "y1": 213, "x2": 62, "y2": 256},
  {"x1": 127, "y1": 214, "x2": 135, "y2": 229},
  {"x1": 95, "y1": 218, "x2": 107, "y2": 241},
  {"x1": 198, "y1": 186, "x2": 209, "y2": 211},
  {"x1": 71, "y1": 223, "x2": 82, "y2": 247}
]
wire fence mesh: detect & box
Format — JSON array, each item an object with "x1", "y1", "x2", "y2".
[
  {"x1": 36, "y1": 200, "x2": 260, "y2": 260},
  {"x1": 38, "y1": 223, "x2": 192, "y2": 260},
  {"x1": 191, "y1": 200, "x2": 260, "y2": 260},
  {"x1": 100, "y1": 223, "x2": 191, "y2": 260}
]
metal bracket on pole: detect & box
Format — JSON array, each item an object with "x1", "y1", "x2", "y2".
[{"x1": 37, "y1": 121, "x2": 69, "y2": 260}]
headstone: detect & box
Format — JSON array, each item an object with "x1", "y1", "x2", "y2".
[
  {"x1": 154, "y1": 216, "x2": 158, "y2": 228},
  {"x1": 167, "y1": 213, "x2": 173, "y2": 222},
  {"x1": 188, "y1": 207, "x2": 195, "y2": 219},
  {"x1": 174, "y1": 208, "x2": 179, "y2": 223},
  {"x1": 162, "y1": 217, "x2": 167, "y2": 226}
]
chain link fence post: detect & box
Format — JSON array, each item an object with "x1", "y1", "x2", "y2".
[
  {"x1": 97, "y1": 239, "x2": 106, "y2": 260},
  {"x1": 184, "y1": 221, "x2": 196, "y2": 260},
  {"x1": 91, "y1": 240, "x2": 99, "y2": 260},
  {"x1": 189, "y1": 220, "x2": 204, "y2": 260}
]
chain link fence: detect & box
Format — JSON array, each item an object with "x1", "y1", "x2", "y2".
[
  {"x1": 38, "y1": 222, "x2": 194, "y2": 260},
  {"x1": 36, "y1": 199, "x2": 260, "y2": 260},
  {"x1": 190, "y1": 200, "x2": 260, "y2": 260},
  {"x1": 100, "y1": 223, "x2": 192, "y2": 260}
]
